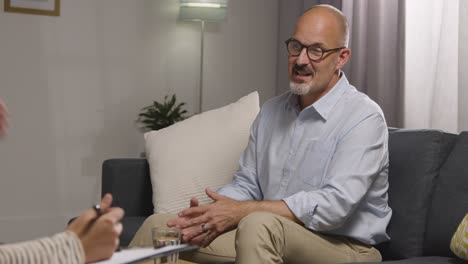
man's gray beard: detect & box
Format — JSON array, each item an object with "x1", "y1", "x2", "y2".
[{"x1": 289, "y1": 81, "x2": 310, "y2": 95}]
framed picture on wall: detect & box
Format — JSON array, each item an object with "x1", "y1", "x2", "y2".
[{"x1": 4, "y1": 0, "x2": 60, "y2": 16}]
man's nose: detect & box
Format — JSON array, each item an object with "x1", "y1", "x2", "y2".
[{"x1": 296, "y1": 48, "x2": 309, "y2": 65}]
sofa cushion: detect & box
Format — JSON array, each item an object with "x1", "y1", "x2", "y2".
[
  {"x1": 377, "y1": 129, "x2": 456, "y2": 260},
  {"x1": 424, "y1": 131, "x2": 468, "y2": 257},
  {"x1": 145, "y1": 92, "x2": 259, "y2": 214}
]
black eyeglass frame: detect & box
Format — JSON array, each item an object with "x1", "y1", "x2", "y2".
[{"x1": 285, "y1": 38, "x2": 346, "y2": 62}]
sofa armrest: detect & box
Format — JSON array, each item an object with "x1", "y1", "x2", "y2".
[{"x1": 102, "y1": 159, "x2": 153, "y2": 217}]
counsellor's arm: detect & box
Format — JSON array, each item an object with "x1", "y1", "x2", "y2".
[{"x1": 0, "y1": 194, "x2": 124, "y2": 264}]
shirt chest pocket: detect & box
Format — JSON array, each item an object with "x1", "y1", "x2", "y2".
[{"x1": 296, "y1": 138, "x2": 335, "y2": 188}]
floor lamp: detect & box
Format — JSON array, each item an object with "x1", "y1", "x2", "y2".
[{"x1": 179, "y1": 0, "x2": 228, "y2": 113}]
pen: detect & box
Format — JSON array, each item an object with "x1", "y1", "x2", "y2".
[{"x1": 92, "y1": 204, "x2": 102, "y2": 217}]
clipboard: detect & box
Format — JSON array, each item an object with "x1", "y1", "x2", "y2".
[{"x1": 93, "y1": 244, "x2": 198, "y2": 264}]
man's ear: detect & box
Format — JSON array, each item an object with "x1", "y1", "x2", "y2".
[{"x1": 336, "y1": 48, "x2": 351, "y2": 70}]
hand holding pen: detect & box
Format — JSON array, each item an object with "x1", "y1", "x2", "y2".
[{"x1": 67, "y1": 193, "x2": 125, "y2": 263}]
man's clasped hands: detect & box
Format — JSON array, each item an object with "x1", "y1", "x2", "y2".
[{"x1": 167, "y1": 188, "x2": 250, "y2": 248}]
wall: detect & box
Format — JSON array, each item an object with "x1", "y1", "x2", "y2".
[{"x1": 0, "y1": 0, "x2": 278, "y2": 242}]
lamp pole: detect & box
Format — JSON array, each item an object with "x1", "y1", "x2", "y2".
[
  {"x1": 179, "y1": 0, "x2": 228, "y2": 113},
  {"x1": 198, "y1": 20, "x2": 205, "y2": 114}
]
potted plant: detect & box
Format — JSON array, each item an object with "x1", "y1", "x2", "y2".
[{"x1": 136, "y1": 94, "x2": 188, "y2": 132}]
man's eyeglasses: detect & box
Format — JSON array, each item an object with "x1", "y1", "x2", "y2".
[{"x1": 285, "y1": 38, "x2": 345, "y2": 62}]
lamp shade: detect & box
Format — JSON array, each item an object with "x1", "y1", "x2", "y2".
[{"x1": 179, "y1": 0, "x2": 228, "y2": 22}]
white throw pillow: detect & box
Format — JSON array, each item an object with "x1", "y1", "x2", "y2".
[{"x1": 145, "y1": 92, "x2": 260, "y2": 214}]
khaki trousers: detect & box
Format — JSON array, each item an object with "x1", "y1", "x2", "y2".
[{"x1": 129, "y1": 212, "x2": 382, "y2": 264}]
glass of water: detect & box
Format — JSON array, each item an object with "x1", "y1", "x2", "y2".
[{"x1": 152, "y1": 227, "x2": 181, "y2": 264}]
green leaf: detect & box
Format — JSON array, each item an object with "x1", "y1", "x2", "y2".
[{"x1": 136, "y1": 94, "x2": 189, "y2": 131}]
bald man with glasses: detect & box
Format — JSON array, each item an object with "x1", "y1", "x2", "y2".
[{"x1": 131, "y1": 5, "x2": 391, "y2": 264}]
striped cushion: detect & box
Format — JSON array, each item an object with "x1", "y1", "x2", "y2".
[
  {"x1": 145, "y1": 92, "x2": 259, "y2": 214},
  {"x1": 451, "y1": 213, "x2": 468, "y2": 260}
]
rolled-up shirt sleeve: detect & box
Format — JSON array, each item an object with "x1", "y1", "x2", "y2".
[
  {"x1": 0, "y1": 231, "x2": 85, "y2": 264},
  {"x1": 217, "y1": 114, "x2": 263, "y2": 201},
  {"x1": 283, "y1": 113, "x2": 389, "y2": 231}
]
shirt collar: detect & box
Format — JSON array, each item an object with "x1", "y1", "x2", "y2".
[
  {"x1": 311, "y1": 74, "x2": 349, "y2": 120},
  {"x1": 286, "y1": 73, "x2": 350, "y2": 120}
]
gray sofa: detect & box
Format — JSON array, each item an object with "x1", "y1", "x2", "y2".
[{"x1": 102, "y1": 128, "x2": 468, "y2": 263}]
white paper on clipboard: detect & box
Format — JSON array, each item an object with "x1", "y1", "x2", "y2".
[{"x1": 93, "y1": 244, "x2": 197, "y2": 264}]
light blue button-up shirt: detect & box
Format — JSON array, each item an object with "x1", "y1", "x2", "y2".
[{"x1": 218, "y1": 74, "x2": 392, "y2": 245}]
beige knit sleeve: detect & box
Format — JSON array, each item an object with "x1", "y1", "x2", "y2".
[{"x1": 0, "y1": 231, "x2": 85, "y2": 264}]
